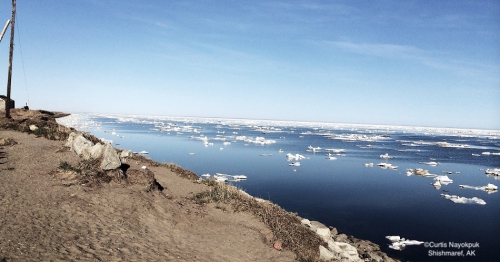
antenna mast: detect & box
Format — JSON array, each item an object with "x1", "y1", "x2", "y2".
[{"x1": 5, "y1": 0, "x2": 16, "y2": 118}]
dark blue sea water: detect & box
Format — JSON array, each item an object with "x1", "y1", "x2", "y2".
[{"x1": 58, "y1": 114, "x2": 500, "y2": 261}]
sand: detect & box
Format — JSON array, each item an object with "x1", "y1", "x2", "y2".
[{"x1": 0, "y1": 129, "x2": 297, "y2": 261}]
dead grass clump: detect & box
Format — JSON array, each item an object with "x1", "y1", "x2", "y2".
[
  {"x1": 162, "y1": 163, "x2": 199, "y2": 180},
  {"x1": 0, "y1": 109, "x2": 73, "y2": 141},
  {"x1": 31, "y1": 126, "x2": 69, "y2": 141},
  {"x1": 0, "y1": 137, "x2": 17, "y2": 146},
  {"x1": 193, "y1": 180, "x2": 243, "y2": 204},
  {"x1": 129, "y1": 154, "x2": 160, "y2": 167},
  {"x1": 57, "y1": 159, "x2": 113, "y2": 188},
  {"x1": 79, "y1": 168, "x2": 112, "y2": 188},
  {"x1": 255, "y1": 202, "x2": 324, "y2": 262},
  {"x1": 193, "y1": 181, "x2": 323, "y2": 261},
  {"x1": 59, "y1": 161, "x2": 81, "y2": 173},
  {"x1": 125, "y1": 168, "x2": 164, "y2": 192}
]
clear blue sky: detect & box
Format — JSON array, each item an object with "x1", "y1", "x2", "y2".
[{"x1": 1, "y1": 0, "x2": 499, "y2": 129}]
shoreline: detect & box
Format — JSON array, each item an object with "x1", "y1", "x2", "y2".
[{"x1": 1, "y1": 109, "x2": 399, "y2": 261}]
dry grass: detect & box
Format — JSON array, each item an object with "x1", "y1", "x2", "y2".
[
  {"x1": 0, "y1": 109, "x2": 73, "y2": 141},
  {"x1": 57, "y1": 158, "x2": 114, "y2": 188},
  {"x1": 0, "y1": 137, "x2": 17, "y2": 146},
  {"x1": 193, "y1": 180, "x2": 325, "y2": 262},
  {"x1": 161, "y1": 162, "x2": 200, "y2": 180}
]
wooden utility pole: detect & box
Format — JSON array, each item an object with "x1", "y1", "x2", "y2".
[{"x1": 5, "y1": 0, "x2": 16, "y2": 118}]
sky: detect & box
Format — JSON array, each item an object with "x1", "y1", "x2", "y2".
[{"x1": 0, "y1": 0, "x2": 498, "y2": 129}]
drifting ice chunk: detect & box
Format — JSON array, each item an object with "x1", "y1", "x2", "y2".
[
  {"x1": 325, "y1": 148, "x2": 346, "y2": 153},
  {"x1": 307, "y1": 145, "x2": 321, "y2": 152},
  {"x1": 214, "y1": 173, "x2": 229, "y2": 182},
  {"x1": 386, "y1": 236, "x2": 400, "y2": 242},
  {"x1": 386, "y1": 236, "x2": 424, "y2": 251},
  {"x1": 486, "y1": 169, "x2": 500, "y2": 177},
  {"x1": 364, "y1": 163, "x2": 374, "y2": 167},
  {"x1": 459, "y1": 183, "x2": 498, "y2": 193},
  {"x1": 434, "y1": 175, "x2": 453, "y2": 185},
  {"x1": 432, "y1": 180, "x2": 441, "y2": 189},
  {"x1": 440, "y1": 194, "x2": 486, "y2": 205},
  {"x1": 377, "y1": 163, "x2": 398, "y2": 169},
  {"x1": 420, "y1": 161, "x2": 440, "y2": 166},
  {"x1": 286, "y1": 153, "x2": 305, "y2": 161},
  {"x1": 406, "y1": 168, "x2": 437, "y2": 177},
  {"x1": 232, "y1": 175, "x2": 248, "y2": 180},
  {"x1": 326, "y1": 153, "x2": 337, "y2": 160},
  {"x1": 380, "y1": 153, "x2": 393, "y2": 159}
]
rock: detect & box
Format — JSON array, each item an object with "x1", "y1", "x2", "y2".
[
  {"x1": 326, "y1": 241, "x2": 363, "y2": 261},
  {"x1": 335, "y1": 242, "x2": 362, "y2": 262},
  {"x1": 319, "y1": 245, "x2": 336, "y2": 261},
  {"x1": 327, "y1": 240, "x2": 343, "y2": 254},
  {"x1": 330, "y1": 227, "x2": 338, "y2": 236},
  {"x1": 82, "y1": 143, "x2": 104, "y2": 160},
  {"x1": 301, "y1": 218, "x2": 311, "y2": 227},
  {"x1": 120, "y1": 150, "x2": 133, "y2": 163},
  {"x1": 68, "y1": 133, "x2": 94, "y2": 156},
  {"x1": 100, "y1": 143, "x2": 121, "y2": 170},
  {"x1": 310, "y1": 221, "x2": 331, "y2": 242},
  {"x1": 364, "y1": 251, "x2": 383, "y2": 262},
  {"x1": 29, "y1": 125, "x2": 38, "y2": 131},
  {"x1": 334, "y1": 233, "x2": 348, "y2": 242},
  {"x1": 65, "y1": 132, "x2": 78, "y2": 147}
]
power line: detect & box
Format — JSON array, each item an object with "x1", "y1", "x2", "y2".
[{"x1": 15, "y1": 10, "x2": 29, "y2": 108}]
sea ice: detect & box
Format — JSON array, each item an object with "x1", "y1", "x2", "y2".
[
  {"x1": 434, "y1": 175, "x2": 453, "y2": 185},
  {"x1": 486, "y1": 169, "x2": 500, "y2": 176},
  {"x1": 440, "y1": 194, "x2": 486, "y2": 205},
  {"x1": 377, "y1": 163, "x2": 398, "y2": 170},
  {"x1": 386, "y1": 236, "x2": 424, "y2": 251},
  {"x1": 420, "y1": 161, "x2": 440, "y2": 166},
  {"x1": 459, "y1": 183, "x2": 498, "y2": 193},
  {"x1": 406, "y1": 168, "x2": 436, "y2": 177}
]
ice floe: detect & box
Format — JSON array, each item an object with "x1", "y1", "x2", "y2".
[
  {"x1": 203, "y1": 173, "x2": 249, "y2": 182},
  {"x1": 286, "y1": 153, "x2": 306, "y2": 161},
  {"x1": 420, "y1": 161, "x2": 440, "y2": 166},
  {"x1": 486, "y1": 168, "x2": 500, "y2": 177},
  {"x1": 307, "y1": 145, "x2": 321, "y2": 152},
  {"x1": 386, "y1": 236, "x2": 424, "y2": 251},
  {"x1": 405, "y1": 168, "x2": 437, "y2": 177},
  {"x1": 326, "y1": 153, "x2": 337, "y2": 160},
  {"x1": 379, "y1": 153, "x2": 393, "y2": 159},
  {"x1": 459, "y1": 183, "x2": 498, "y2": 193},
  {"x1": 324, "y1": 148, "x2": 346, "y2": 153},
  {"x1": 377, "y1": 163, "x2": 398, "y2": 170},
  {"x1": 434, "y1": 175, "x2": 453, "y2": 185},
  {"x1": 432, "y1": 180, "x2": 442, "y2": 189},
  {"x1": 440, "y1": 194, "x2": 486, "y2": 205}
]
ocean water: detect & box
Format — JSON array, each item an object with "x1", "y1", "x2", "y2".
[{"x1": 57, "y1": 114, "x2": 500, "y2": 261}]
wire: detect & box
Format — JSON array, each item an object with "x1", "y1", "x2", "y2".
[{"x1": 15, "y1": 12, "x2": 30, "y2": 108}]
